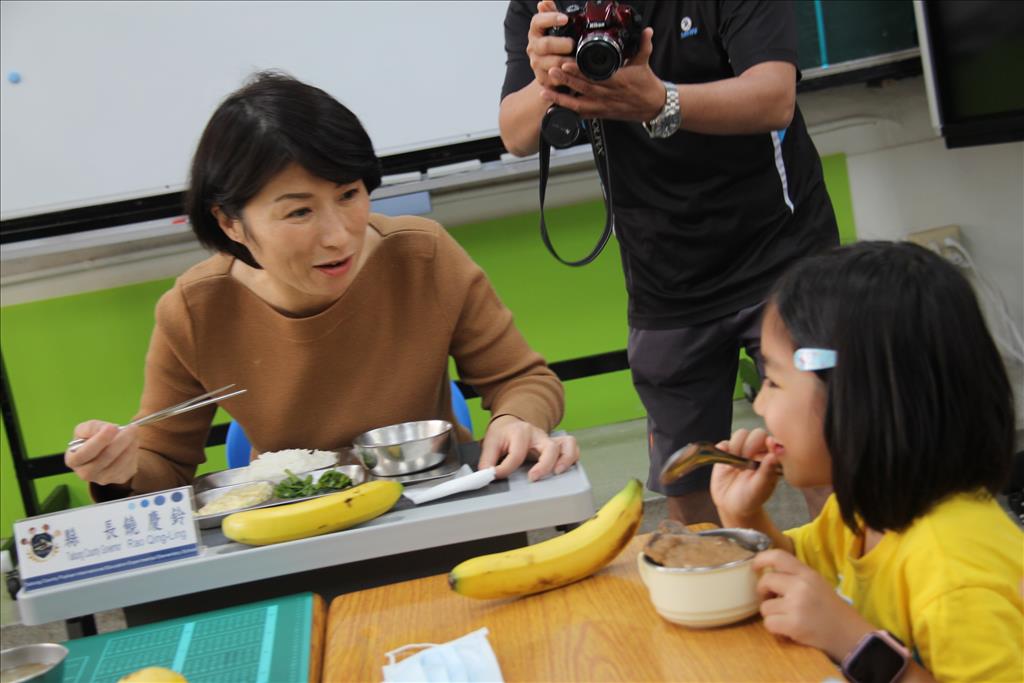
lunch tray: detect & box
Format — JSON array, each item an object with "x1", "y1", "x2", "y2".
[
  {"x1": 59, "y1": 593, "x2": 314, "y2": 683},
  {"x1": 193, "y1": 449, "x2": 366, "y2": 494},
  {"x1": 193, "y1": 464, "x2": 367, "y2": 530},
  {"x1": 193, "y1": 441, "x2": 464, "y2": 528}
]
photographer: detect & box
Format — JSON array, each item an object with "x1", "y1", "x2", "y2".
[{"x1": 500, "y1": 0, "x2": 839, "y2": 523}]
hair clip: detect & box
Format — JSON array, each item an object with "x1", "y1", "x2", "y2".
[{"x1": 793, "y1": 348, "x2": 836, "y2": 371}]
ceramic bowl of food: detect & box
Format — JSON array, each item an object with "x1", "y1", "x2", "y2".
[
  {"x1": 0, "y1": 643, "x2": 68, "y2": 683},
  {"x1": 636, "y1": 527, "x2": 771, "y2": 628},
  {"x1": 352, "y1": 420, "x2": 453, "y2": 476}
]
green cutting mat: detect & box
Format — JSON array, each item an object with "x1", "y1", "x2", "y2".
[{"x1": 60, "y1": 593, "x2": 314, "y2": 683}]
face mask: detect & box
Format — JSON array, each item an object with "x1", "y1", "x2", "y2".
[{"x1": 382, "y1": 627, "x2": 504, "y2": 682}]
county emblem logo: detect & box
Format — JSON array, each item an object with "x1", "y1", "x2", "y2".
[{"x1": 20, "y1": 524, "x2": 61, "y2": 562}]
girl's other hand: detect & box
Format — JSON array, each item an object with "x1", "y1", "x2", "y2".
[
  {"x1": 754, "y1": 549, "x2": 875, "y2": 661},
  {"x1": 64, "y1": 420, "x2": 140, "y2": 486},
  {"x1": 709, "y1": 427, "x2": 780, "y2": 524}
]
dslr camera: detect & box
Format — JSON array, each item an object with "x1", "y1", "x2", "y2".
[
  {"x1": 550, "y1": 0, "x2": 643, "y2": 81},
  {"x1": 541, "y1": 0, "x2": 643, "y2": 148}
]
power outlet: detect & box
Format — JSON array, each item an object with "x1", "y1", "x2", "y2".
[{"x1": 905, "y1": 225, "x2": 966, "y2": 266}]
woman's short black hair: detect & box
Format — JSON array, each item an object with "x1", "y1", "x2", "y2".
[
  {"x1": 185, "y1": 71, "x2": 382, "y2": 267},
  {"x1": 770, "y1": 241, "x2": 1015, "y2": 532}
]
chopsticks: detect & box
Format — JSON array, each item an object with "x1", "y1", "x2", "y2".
[{"x1": 67, "y1": 384, "x2": 247, "y2": 450}]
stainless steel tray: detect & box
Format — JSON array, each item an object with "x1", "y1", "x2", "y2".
[
  {"x1": 194, "y1": 464, "x2": 367, "y2": 529},
  {"x1": 193, "y1": 448, "x2": 361, "y2": 494}
]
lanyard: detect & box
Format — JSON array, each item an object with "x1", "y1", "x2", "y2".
[{"x1": 538, "y1": 116, "x2": 617, "y2": 266}]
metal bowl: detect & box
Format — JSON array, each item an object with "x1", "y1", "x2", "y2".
[
  {"x1": 0, "y1": 643, "x2": 68, "y2": 683},
  {"x1": 352, "y1": 420, "x2": 453, "y2": 476}
]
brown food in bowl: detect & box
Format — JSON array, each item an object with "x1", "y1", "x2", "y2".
[{"x1": 644, "y1": 531, "x2": 754, "y2": 568}]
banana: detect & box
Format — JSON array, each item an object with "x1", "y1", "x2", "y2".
[
  {"x1": 222, "y1": 479, "x2": 402, "y2": 546},
  {"x1": 118, "y1": 667, "x2": 187, "y2": 682},
  {"x1": 448, "y1": 478, "x2": 643, "y2": 599}
]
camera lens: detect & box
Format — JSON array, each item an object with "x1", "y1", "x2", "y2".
[
  {"x1": 541, "y1": 106, "x2": 583, "y2": 149},
  {"x1": 577, "y1": 34, "x2": 622, "y2": 81}
]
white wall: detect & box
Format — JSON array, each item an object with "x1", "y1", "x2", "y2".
[
  {"x1": 0, "y1": 0, "x2": 510, "y2": 218},
  {"x1": 800, "y1": 77, "x2": 1023, "y2": 336},
  {"x1": 800, "y1": 76, "x2": 1024, "y2": 430}
]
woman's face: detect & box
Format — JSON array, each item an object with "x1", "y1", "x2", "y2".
[
  {"x1": 216, "y1": 163, "x2": 373, "y2": 316},
  {"x1": 753, "y1": 306, "x2": 832, "y2": 488}
]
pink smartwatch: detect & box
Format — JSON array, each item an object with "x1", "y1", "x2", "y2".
[{"x1": 841, "y1": 630, "x2": 910, "y2": 683}]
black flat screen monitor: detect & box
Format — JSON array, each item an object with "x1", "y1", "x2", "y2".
[{"x1": 915, "y1": 0, "x2": 1024, "y2": 148}]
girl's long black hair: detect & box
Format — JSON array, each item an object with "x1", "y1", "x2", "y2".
[{"x1": 771, "y1": 241, "x2": 1014, "y2": 531}]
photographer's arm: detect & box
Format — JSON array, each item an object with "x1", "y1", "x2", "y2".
[
  {"x1": 499, "y1": 81, "x2": 549, "y2": 157},
  {"x1": 499, "y1": 1, "x2": 574, "y2": 157},
  {"x1": 546, "y1": 55, "x2": 797, "y2": 135},
  {"x1": 677, "y1": 61, "x2": 795, "y2": 134}
]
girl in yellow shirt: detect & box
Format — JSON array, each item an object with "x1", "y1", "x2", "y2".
[{"x1": 711, "y1": 241, "x2": 1022, "y2": 682}]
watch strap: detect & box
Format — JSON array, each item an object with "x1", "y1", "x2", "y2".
[
  {"x1": 841, "y1": 630, "x2": 910, "y2": 683},
  {"x1": 642, "y1": 80, "x2": 680, "y2": 138}
]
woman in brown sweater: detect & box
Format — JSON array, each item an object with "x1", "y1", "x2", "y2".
[{"x1": 65, "y1": 72, "x2": 577, "y2": 496}]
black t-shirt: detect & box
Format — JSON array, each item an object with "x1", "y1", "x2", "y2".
[{"x1": 502, "y1": 0, "x2": 839, "y2": 329}]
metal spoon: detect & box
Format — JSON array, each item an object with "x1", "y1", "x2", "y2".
[{"x1": 659, "y1": 441, "x2": 783, "y2": 486}]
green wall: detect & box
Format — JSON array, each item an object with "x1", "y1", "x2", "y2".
[{"x1": 0, "y1": 153, "x2": 855, "y2": 532}]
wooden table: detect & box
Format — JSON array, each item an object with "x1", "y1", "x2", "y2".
[
  {"x1": 322, "y1": 533, "x2": 838, "y2": 682},
  {"x1": 309, "y1": 594, "x2": 326, "y2": 683}
]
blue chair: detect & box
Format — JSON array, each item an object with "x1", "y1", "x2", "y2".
[
  {"x1": 225, "y1": 419, "x2": 253, "y2": 469},
  {"x1": 449, "y1": 380, "x2": 473, "y2": 435},
  {"x1": 225, "y1": 379, "x2": 473, "y2": 468}
]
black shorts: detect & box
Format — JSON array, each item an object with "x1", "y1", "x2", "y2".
[{"x1": 628, "y1": 301, "x2": 765, "y2": 497}]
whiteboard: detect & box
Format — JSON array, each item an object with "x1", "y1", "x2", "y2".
[{"x1": 0, "y1": 0, "x2": 511, "y2": 219}]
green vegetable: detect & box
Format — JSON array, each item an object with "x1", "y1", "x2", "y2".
[
  {"x1": 274, "y1": 468, "x2": 353, "y2": 499},
  {"x1": 316, "y1": 469, "x2": 351, "y2": 490}
]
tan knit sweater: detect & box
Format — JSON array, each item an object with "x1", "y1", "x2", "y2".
[{"x1": 115, "y1": 214, "x2": 563, "y2": 495}]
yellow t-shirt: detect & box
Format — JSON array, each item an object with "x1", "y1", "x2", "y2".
[{"x1": 785, "y1": 492, "x2": 1024, "y2": 682}]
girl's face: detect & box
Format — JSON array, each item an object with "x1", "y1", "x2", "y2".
[
  {"x1": 216, "y1": 163, "x2": 374, "y2": 316},
  {"x1": 753, "y1": 305, "x2": 832, "y2": 488}
]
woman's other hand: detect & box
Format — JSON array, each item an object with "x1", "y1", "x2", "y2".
[
  {"x1": 479, "y1": 415, "x2": 578, "y2": 481},
  {"x1": 64, "y1": 420, "x2": 139, "y2": 486},
  {"x1": 709, "y1": 427, "x2": 780, "y2": 525},
  {"x1": 754, "y1": 549, "x2": 876, "y2": 662}
]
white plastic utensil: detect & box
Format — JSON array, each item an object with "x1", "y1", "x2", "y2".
[{"x1": 402, "y1": 465, "x2": 496, "y2": 505}]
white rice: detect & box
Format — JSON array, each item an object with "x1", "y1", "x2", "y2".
[{"x1": 247, "y1": 448, "x2": 337, "y2": 479}]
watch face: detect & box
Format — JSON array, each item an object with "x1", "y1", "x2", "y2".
[{"x1": 845, "y1": 635, "x2": 906, "y2": 683}]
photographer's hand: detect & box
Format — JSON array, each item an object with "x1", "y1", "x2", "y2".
[
  {"x1": 528, "y1": 0, "x2": 575, "y2": 87},
  {"x1": 542, "y1": 26, "x2": 664, "y2": 122},
  {"x1": 499, "y1": 0, "x2": 576, "y2": 156}
]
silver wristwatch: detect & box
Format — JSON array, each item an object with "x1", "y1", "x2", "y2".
[{"x1": 642, "y1": 80, "x2": 681, "y2": 139}]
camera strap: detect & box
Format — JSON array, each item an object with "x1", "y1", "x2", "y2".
[{"x1": 538, "y1": 118, "x2": 616, "y2": 266}]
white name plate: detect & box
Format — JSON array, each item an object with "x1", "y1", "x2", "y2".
[{"x1": 13, "y1": 487, "x2": 200, "y2": 592}]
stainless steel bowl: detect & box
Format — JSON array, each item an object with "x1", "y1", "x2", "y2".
[
  {"x1": 353, "y1": 420, "x2": 453, "y2": 476},
  {"x1": 0, "y1": 643, "x2": 68, "y2": 683}
]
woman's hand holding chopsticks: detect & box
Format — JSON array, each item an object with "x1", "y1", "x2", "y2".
[{"x1": 65, "y1": 420, "x2": 140, "y2": 486}]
